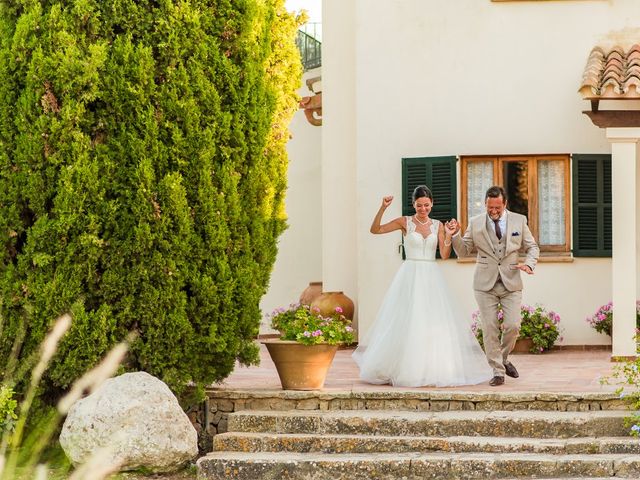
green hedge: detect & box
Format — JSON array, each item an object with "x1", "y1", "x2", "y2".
[{"x1": 0, "y1": 0, "x2": 302, "y2": 399}]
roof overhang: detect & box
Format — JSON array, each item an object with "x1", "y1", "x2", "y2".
[{"x1": 579, "y1": 44, "x2": 640, "y2": 128}]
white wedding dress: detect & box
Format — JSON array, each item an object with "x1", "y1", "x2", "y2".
[{"x1": 353, "y1": 217, "x2": 493, "y2": 387}]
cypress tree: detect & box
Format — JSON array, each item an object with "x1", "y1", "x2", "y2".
[{"x1": 0, "y1": 0, "x2": 302, "y2": 398}]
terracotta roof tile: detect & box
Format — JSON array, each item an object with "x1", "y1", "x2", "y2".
[{"x1": 579, "y1": 44, "x2": 640, "y2": 99}]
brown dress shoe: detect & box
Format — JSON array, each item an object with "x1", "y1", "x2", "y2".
[
  {"x1": 489, "y1": 376, "x2": 505, "y2": 386},
  {"x1": 504, "y1": 361, "x2": 519, "y2": 378}
]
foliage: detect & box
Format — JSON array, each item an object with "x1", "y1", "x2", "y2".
[
  {"x1": 471, "y1": 304, "x2": 562, "y2": 353},
  {"x1": 269, "y1": 303, "x2": 355, "y2": 346},
  {"x1": 0, "y1": 314, "x2": 127, "y2": 479},
  {"x1": 0, "y1": 385, "x2": 17, "y2": 434},
  {"x1": 604, "y1": 337, "x2": 640, "y2": 437},
  {"x1": 586, "y1": 300, "x2": 640, "y2": 337},
  {"x1": 0, "y1": 0, "x2": 302, "y2": 400}
]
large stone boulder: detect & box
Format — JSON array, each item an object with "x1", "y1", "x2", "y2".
[{"x1": 59, "y1": 371, "x2": 198, "y2": 473}]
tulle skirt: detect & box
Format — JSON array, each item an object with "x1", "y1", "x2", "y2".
[{"x1": 352, "y1": 260, "x2": 493, "y2": 387}]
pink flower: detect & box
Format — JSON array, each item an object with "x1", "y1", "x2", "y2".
[
  {"x1": 303, "y1": 331, "x2": 311, "y2": 337},
  {"x1": 312, "y1": 306, "x2": 320, "y2": 313},
  {"x1": 335, "y1": 306, "x2": 343, "y2": 314},
  {"x1": 312, "y1": 329, "x2": 322, "y2": 337},
  {"x1": 345, "y1": 326, "x2": 353, "y2": 332}
]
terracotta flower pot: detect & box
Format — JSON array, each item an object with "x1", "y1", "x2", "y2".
[
  {"x1": 299, "y1": 281, "x2": 323, "y2": 305},
  {"x1": 511, "y1": 337, "x2": 534, "y2": 354},
  {"x1": 263, "y1": 340, "x2": 338, "y2": 390}
]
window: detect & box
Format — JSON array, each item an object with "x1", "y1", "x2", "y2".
[{"x1": 460, "y1": 155, "x2": 571, "y2": 254}]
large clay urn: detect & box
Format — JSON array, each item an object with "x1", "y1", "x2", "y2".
[
  {"x1": 310, "y1": 291, "x2": 355, "y2": 320},
  {"x1": 263, "y1": 340, "x2": 338, "y2": 390},
  {"x1": 299, "y1": 281, "x2": 323, "y2": 305}
]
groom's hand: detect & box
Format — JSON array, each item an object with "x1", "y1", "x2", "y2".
[
  {"x1": 516, "y1": 264, "x2": 534, "y2": 275},
  {"x1": 445, "y1": 219, "x2": 460, "y2": 235}
]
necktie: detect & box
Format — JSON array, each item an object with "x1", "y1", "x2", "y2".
[{"x1": 493, "y1": 218, "x2": 502, "y2": 240}]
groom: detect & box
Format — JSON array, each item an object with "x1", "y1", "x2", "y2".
[{"x1": 448, "y1": 186, "x2": 539, "y2": 386}]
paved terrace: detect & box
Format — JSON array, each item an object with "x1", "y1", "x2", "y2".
[{"x1": 217, "y1": 345, "x2": 627, "y2": 394}]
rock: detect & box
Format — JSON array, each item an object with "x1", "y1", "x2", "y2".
[{"x1": 59, "y1": 371, "x2": 198, "y2": 473}]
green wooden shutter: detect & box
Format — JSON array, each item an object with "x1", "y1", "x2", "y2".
[
  {"x1": 402, "y1": 156, "x2": 457, "y2": 258},
  {"x1": 572, "y1": 154, "x2": 612, "y2": 257},
  {"x1": 402, "y1": 156, "x2": 457, "y2": 220}
]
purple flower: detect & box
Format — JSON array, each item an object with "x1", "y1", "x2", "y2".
[
  {"x1": 312, "y1": 330, "x2": 322, "y2": 337},
  {"x1": 303, "y1": 331, "x2": 311, "y2": 337},
  {"x1": 345, "y1": 326, "x2": 353, "y2": 332}
]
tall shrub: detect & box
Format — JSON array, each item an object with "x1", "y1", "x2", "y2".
[{"x1": 0, "y1": 0, "x2": 302, "y2": 399}]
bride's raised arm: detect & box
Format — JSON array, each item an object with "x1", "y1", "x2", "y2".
[{"x1": 370, "y1": 196, "x2": 405, "y2": 235}]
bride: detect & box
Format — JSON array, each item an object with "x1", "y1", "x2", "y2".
[{"x1": 352, "y1": 185, "x2": 493, "y2": 387}]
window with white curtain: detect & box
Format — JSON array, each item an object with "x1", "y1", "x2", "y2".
[{"x1": 460, "y1": 155, "x2": 570, "y2": 253}]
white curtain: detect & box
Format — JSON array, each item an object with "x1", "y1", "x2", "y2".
[
  {"x1": 538, "y1": 160, "x2": 565, "y2": 245},
  {"x1": 467, "y1": 161, "x2": 493, "y2": 218}
]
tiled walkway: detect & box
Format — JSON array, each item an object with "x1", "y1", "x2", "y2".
[{"x1": 218, "y1": 344, "x2": 628, "y2": 393}]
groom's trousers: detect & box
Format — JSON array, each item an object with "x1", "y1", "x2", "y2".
[{"x1": 474, "y1": 279, "x2": 522, "y2": 377}]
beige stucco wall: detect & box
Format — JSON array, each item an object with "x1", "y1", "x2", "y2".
[
  {"x1": 266, "y1": 1, "x2": 640, "y2": 345},
  {"x1": 259, "y1": 68, "x2": 322, "y2": 332},
  {"x1": 351, "y1": 0, "x2": 640, "y2": 346}
]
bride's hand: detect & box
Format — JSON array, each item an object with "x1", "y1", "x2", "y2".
[
  {"x1": 444, "y1": 219, "x2": 459, "y2": 236},
  {"x1": 381, "y1": 196, "x2": 393, "y2": 208}
]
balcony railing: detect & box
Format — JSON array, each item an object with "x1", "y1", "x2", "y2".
[{"x1": 296, "y1": 23, "x2": 321, "y2": 71}]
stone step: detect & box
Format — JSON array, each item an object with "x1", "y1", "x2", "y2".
[
  {"x1": 197, "y1": 389, "x2": 628, "y2": 438},
  {"x1": 226, "y1": 409, "x2": 630, "y2": 438},
  {"x1": 207, "y1": 390, "x2": 627, "y2": 414},
  {"x1": 196, "y1": 451, "x2": 640, "y2": 479},
  {"x1": 213, "y1": 431, "x2": 640, "y2": 455}
]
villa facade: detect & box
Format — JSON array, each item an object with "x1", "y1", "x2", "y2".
[{"x1": 262, "y1": 0, "x2": 640, "y2": 356}]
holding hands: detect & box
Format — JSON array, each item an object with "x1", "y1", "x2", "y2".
[{"x1": 444, "y1": 218, "x2": 460, "y2": 236}]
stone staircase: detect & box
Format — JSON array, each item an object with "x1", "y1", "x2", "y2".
[{"x1": 195, "y1": 391, "x2": 640, "y2": 479}]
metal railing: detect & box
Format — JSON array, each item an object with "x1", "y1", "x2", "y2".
[{"x1": 296, "y1": 23, "x2": 321, "y2": 71}]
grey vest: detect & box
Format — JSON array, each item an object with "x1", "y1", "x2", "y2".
[{"x1": 486, "y1": 218, "x2": 506, "y2": 286}]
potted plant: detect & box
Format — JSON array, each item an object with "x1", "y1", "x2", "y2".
[
  {"x1": 263, "y1": 303, "x2": 355, "y2": 390},
  {"x1": 471, "y1": 304, "x2": 562, "y2": 354},
  {"x1": 586, "y1": 300, "x2": 640, "y2": 337}
]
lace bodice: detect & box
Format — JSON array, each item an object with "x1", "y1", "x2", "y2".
[{"x1": 405, "y1": 217, "x2": 439, "y2": 261}]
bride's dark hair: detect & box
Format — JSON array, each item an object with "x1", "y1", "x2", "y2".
[{"x1": 412, "y1": 185, "x2": 433, "y2": 203}]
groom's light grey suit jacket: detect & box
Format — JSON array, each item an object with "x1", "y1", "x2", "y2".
[{"x1": 452, "y1": 211, "x2": 539, "y2": 292}]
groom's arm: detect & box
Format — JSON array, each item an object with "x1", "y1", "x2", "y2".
[
  {"x1": 451, "y1": 223, "x2": 475, "y2": 258},
  {"x1": 521, "y1": 220, "x2": 539, "y2": 270}
]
